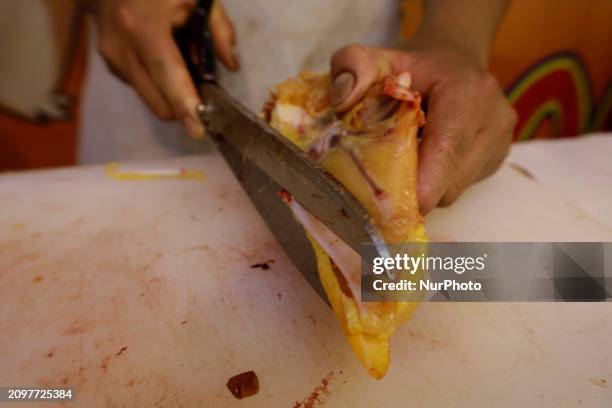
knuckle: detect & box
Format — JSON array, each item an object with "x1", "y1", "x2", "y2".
[
  {"x1": 173, "y1": 0, "x2": 198, "y2": 24},
  {"x1": 439, "y1": 186, "x2": 461, "y2": 208},
  {"x1": 505, "y1": 104, "x2": 519, "y2": 131},
  {"x1": 418, "y1": 185, "x2": 440, "y2": 214},
  {"x1": 115, "y1": 4, "x2": 139, "y2": 34},
  {"x1": 477, "y1": 71, "x2": 500, "y2": 94},
  {"x1": 495, "y1": 103, "x2": 519, "y2": 137},
  {"x1": 97, "y1": 38, "x2": 115, "y2": 60},
  {"x1": 483, "y1": 155, "x2": 506, "y2": 180},
  {"x1": 332, "y1": 44, "x2": 368, "y2": 63}
]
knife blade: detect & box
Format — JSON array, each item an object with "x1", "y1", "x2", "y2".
[
  {"x1": 197, "y1": 84, "x2": 390, "y2": 264},
  {"x1": 213, "y1": 134, "x2": 328, "y2": 300}
]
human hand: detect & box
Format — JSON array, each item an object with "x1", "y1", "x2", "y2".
[
  {"x1": 85, "y1": 0, "x2": 238, "y2": 138},
  {"x1": 330, "y1": 41, "x2": 517, "y2": 213}
]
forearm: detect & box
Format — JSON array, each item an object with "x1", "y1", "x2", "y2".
[{"x1": 411, "y1": 0, "x2": 510, "y2": 68}]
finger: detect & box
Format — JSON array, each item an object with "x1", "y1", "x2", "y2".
[
  {"x1": 169, "y1": 0, "x2": 198, "y2": 26},
  {"x1": 124, "y1": 51, "x2": 173, "y2": 120},
  {"x1": 98, "y1": 36, "x2": 131, "y2": 84},
  {"x1": 210, "y1": 1, "x2": 239, "y2": 70},
  {"x1": 439, "y1": 103, "x2": 515, "y2": 207},
  {"x1": 417, "y1": 82, "x2": 484, "y2": 213},
  {"x1": 473, "y1": 94, "x2": 516, "y2": 181},
  {"x1": 102, "y1": 58, "x2": 130, "y2": 85},
  {"x1": 129, "y1": 27, "x2": 205, "y2": 138},
  {"x1": 478, "y1": 130, "x2": 512, "y2": 181},
  {"x1": 437, "y1": 131, "x2": 489, "y2": 207},
  {"x1": 330, "y1": 45, "x2": 398, "y2": 112},
  {"x1": 478, "y1": 107, "x2": 516, "y2": 181}
]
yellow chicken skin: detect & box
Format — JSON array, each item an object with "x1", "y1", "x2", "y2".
[{"x1": 265, "y1": 71, "x2": 427, "y2": 379}]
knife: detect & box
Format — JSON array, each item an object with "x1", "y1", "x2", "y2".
[{"x1": 175, "y1": 0, "x2": 392, "y2": 301}]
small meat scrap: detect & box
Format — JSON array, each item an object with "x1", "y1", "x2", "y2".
[{"x1": 226, "y1": 371, "x2": 259, "y2": 399}]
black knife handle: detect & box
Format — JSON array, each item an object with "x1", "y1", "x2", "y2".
[{"x1": 175, "y1": 0, "x2": 217, "y2": 86}]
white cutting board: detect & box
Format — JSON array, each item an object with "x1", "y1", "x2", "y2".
[{"x1": 1, "y1": 135, "x2": 611, "y2": 407}]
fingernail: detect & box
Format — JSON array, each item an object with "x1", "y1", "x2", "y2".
[
  {"x1": 182, "y1": 114, "x2": 205, "y2": 139},
  {"x1": 331, "y1": 72, "x2": 355, "y2": 106}
]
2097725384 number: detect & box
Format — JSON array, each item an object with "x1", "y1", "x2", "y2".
[{"x1": 1, "y1": 387, "x2": 74, "y2": 402}]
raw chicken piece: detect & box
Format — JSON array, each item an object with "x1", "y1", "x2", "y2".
[{"x1": 265, "y1": 71, "x2": 427, "y2": 379}]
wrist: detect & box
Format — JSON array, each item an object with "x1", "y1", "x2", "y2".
[
  {"x1": 407, "y1": 0, "x2": 509, "y2": 70},
  {"x1": 407, "y1": 28, "x2": 490, "y2": 70}
]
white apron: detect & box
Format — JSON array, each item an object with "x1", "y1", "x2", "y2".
[{"x1": 79, "y1": 0, "x2": 399, "y2": 163}]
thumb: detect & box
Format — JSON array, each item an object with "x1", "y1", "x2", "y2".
[{"x1": 330, "y1": 45, "x2": 392, "y2": 112}]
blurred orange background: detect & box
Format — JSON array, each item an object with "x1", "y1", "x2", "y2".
[{"x1": 403, "y1": 0, "x2": 612, "y2": 141}]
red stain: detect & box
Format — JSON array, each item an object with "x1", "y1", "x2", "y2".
[
  {"x1": 294, "y1": 371, "x2": 334, "y2": 408},
  {"x1": 100, "y1": 357, "x2": 110, "y2": 373},
  {"x1": 277, "y1": 189, "x2": 293, "y2": 204},
  {"x1": 250, "y1": 259, "x2": 275, "y2": 270},
  {"x1": 115, "y1": 346, "x2": 128, "y2": 356},
  {"x1": 43, "y1": 349, "x2": 129, "y2": 393},
  {"x1": 178, "y1": 244, "x2": 211, "y2": 255},
  {"x1": 63, "y1": 319, "x2": 97, "y2": 336}
]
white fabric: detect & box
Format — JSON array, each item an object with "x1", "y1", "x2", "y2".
[
  {"x1": 0, "y1": 1, "x2": 63, "y2": 119},
  {"x1": 79, "y1": 0, "x2": 399, "y2": 163}
]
